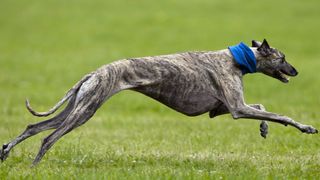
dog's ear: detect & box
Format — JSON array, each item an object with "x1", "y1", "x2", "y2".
[
  {"x1": 252, "y1": 40, "x2": 262, "y2": 47},
  {"x1": 257, "y1": 39, "x2": 271, "y2": 56},
  {"x1": 261, "y1": 39, "x2": 270, "y2": 48}
]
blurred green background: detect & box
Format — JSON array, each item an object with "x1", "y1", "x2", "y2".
[{"x1": 0, "y1": 0, "x2": 319, "y2": 179}]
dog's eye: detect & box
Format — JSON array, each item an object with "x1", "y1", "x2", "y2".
[
  {"x1": 271, "y1": 58, "x2": 284, "y2": 64},
  {"x1": 279, "y1": 57, "x2": 286, "y2": 63}
]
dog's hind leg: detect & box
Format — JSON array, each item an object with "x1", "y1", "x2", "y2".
[
  {"x1": 0, "y1": 73, "x2": 94, "y2": 162},
  {"x1": 209, "y1": 103, "x2": 268, "y2": 138},
  {"x1": 32, "y1": 75, "x2": 110, "y2": 165},
  {"x1": 32, "y1": 94, "x2": 105, "y2": 165},
  {"x1": 32, "y1": 106, "x2": 95, "y2": 165},
  {"x1": 0, "y1": 97, "x2": 76, "y2": 162}
]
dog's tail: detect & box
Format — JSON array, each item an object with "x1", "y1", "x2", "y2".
[{"x1": 25, "y1": 73, "x2": 93, "y2": 117}]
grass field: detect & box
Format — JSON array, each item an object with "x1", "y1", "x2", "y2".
[{"x1": 0, "y1": 0, "x2": 320, "y2": 179}]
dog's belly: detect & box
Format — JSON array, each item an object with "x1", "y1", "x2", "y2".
[{"x1": 134, "y1": 85, "x2": 221, "y2": 116}]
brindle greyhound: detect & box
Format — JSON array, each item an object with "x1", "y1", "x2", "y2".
[{"x1": 0, "y1": 39, "x2": 318, "y2": 165}]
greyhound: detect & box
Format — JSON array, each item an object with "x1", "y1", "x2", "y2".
[{"x1": 0, "y1": 39, "x2": 317, "y2": 165}]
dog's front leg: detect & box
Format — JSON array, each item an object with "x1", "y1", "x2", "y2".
[
  {"x1": 230, "y1": 106, "x2": 317, "y2": 134},
  {"x1": 209, "y1": 103, "x2": 268, "y2": 138},
  {"x1": 249, "y1": 104, "x2": 268, "y2": 138},
  {"x1": 219, "y1": 77, "x2": 317, "y2": 134}
]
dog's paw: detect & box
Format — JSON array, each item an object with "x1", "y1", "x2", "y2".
[
  {"x1": 0, "y1": 144, "x2": 10, "y2": 162},
  {"x1": 301, "y1": 125, "x2": 318, "y2": 134},
  {"x1": 260, "y1": 121, "x2": 268, "y2": 138}
]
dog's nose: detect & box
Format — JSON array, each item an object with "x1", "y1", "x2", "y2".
[{"x1": 290, "y1": 67, "x2": 298, "y2": 76}]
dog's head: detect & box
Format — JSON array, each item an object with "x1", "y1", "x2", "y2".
[{"x1": 252, "y1": 39, "x2": 298, "y2": 83}]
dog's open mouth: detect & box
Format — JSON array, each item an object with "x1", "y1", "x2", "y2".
[{"x1": 275, "y1": 70, "x2": 290, "y2": 83}]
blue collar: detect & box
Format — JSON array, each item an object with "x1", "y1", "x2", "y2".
[{"x1": 228, "y1": 42, "x2": 257, "y2": 74}]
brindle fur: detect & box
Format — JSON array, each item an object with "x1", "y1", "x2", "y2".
[{"x1": 0, "y1": 39, "x2": 317, "y2": 165}]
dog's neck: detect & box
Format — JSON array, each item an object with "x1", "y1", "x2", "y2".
[
  {"x1": 250, "y1": 47, "x2": 264, "y2": 73},
  {"x1": 225, "y1": 46, "x2": 265, "y2": 75},
  {"x1": 227, "y1": 43, "x2": 257, "y2": 75}
]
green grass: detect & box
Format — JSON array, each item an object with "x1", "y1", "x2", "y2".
[{"x1": 0, "y1": 0, "x2": 320, "y2": 179}]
